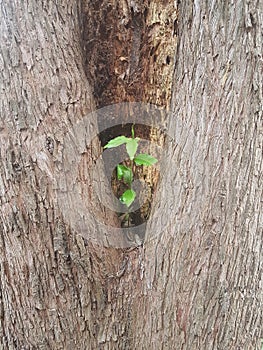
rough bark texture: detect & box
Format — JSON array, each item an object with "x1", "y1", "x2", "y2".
[
  {"x1": 0, "y1": 1, "x2": 128, "y2": 349},
  {"x1": 0, "y1": 1, "x2": 262, "y2": 350},
  {"x1": 131, "y1": 1, "x2": 263, "y2": 349}
]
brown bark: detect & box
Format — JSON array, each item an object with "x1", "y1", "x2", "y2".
[
  {"x1": 82, "y1": 0, "x2": 176, "y2": 108},
  {"x1": 131, "y1": 1, "x2": 263, "y2": 349},
  {"x1": 0, "y1": 1, "x2": 262, "y2": 350},
  {"x1": 82, "y1": 0, "x2": 177, "y2": 227},
  {"x1": 0, "y1": 1, "x2": 128, "y2": 349}
]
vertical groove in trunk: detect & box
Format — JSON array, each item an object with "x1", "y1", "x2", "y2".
[
  {"x1": 0, "y1": 0, "x2": 178, "y2": 348},
  {"x1": 81, "y1": 0, "x2": 178, "y2": 229},
  {"x1": 82, "y1": 0, "x2": 177, "y2": 108}
]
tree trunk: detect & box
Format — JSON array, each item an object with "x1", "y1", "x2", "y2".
[{"x1": 0, "y1": 1, "x2": 262, "y2": 350}]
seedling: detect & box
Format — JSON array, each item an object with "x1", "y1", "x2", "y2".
[{"x1": 104, "y1": 125, "x2": 157, "y2": 215}]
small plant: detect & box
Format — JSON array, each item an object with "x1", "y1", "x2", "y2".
[{"x1": 104, "y1": 125, "x2": 157, "y2": 211}]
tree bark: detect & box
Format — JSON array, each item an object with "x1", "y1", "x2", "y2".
[
  {"x1": 0, "y1": 1, "x2": 262, "y2": 350},
  {"x1": 132, "y1": 1, "x2": 263, "y2": 348}
]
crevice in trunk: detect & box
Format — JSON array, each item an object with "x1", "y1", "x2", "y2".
[{"x1": 79, "y1": 0, "x2": 178, "y2": 242}]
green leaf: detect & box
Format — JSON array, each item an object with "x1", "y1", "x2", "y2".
[
  {"x1": 116, "y1": 165, "x2": 133, "y2": 184},
  {"x1": 104, "y1": 136, "x2": 129, "y2": 149},
  {"x1": 123, "y1": 168, "x2": 132, "y2": 185},
  {"x1": 134, "y1": 153, "x2": 158, "y2": 166},
  {"x1": 126, "y1": 138, "x2": 139, "y2": 160},
  {"x1": 120, "y1": 189, "x2": 136, "y2": 207},
  {"x1": 116, "y1": 164, "x2": 126, "y2": 180}
]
